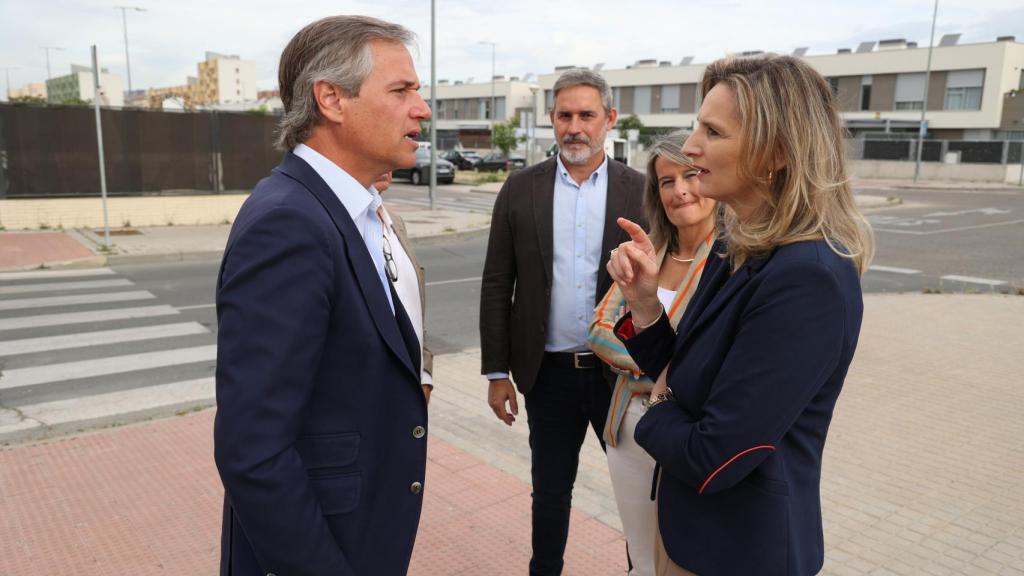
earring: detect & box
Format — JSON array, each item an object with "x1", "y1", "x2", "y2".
[{"x1": 766, "y1": 169, "x2": 774, "y2": 185}]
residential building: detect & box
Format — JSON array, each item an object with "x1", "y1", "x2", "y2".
[
  {"x1": 535, "y1": 35, "x2": 1024, "y2": 141},
  {"x1": 194, "y1": 52, "x2": 257, "y2": 105},
  {"x1": 45, "y1": 65, "x2": 124, "y2": 107},
  {"x1": 10, "y1": 82, "x2": 47, "y2": 100},
  {"x1": 420, "y1": 77, "x2": 537, "y2": 148}
]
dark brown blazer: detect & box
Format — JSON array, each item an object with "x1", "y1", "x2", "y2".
[
  {"x1": 388, "y1": 209, "x2": 433, "y2": 379},
  {"x1": 479, "y1": 156, "x2": 647, "y2": 394}
]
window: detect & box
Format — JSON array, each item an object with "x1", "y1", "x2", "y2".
[
  {"x1": 828, "y1": 77, "x2": 839, "y2": 95},
  {"x1": 480, "y1": 98, "x2": 491, "y2": 120},
  {"x1": 894, "y1": 72, "x2": 926, "y2": 110},
  {"x1": 545, "y1": 89, "x2": 553, "y2": 112},
  {"x1": 634, "y1": 86, "x2": 651, "y2": 115},
  {"x1": 495, "y1": 96, "x2": 506, "y2": 120},
  {"x1": 860, "y1": 75, "x2": 872, "y2": 111},
  {"x1": 612, "y1": 87, "x2": 621, "y2": 110},
  {"x1": 944, "y1": 69, "x2": 984, "y2": 111},
  {"x1": 661, "y1": 85, "x2": 680, "y2": 113}
]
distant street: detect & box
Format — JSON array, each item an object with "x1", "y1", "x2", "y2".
[{"x1": 1, "y1": 184, "x2": 1021, "y2": 424}]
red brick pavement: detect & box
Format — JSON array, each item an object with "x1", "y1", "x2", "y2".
[
  {"x1": 0, "y1": 232, "x2": 95, "y2": 269},
  {"x1": 0, "y1": 409, "x2": 627, "y2": 575}
]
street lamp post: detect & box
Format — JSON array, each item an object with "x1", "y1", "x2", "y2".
[
  {"x1": 115, "y1": 6, "x2": 147, "y2": 95},
  {"x1": 478, "y1": 41, "x2": 496, "y2": 141},
  {"x1": 913, "y1": 0, "x2": 939, "y2": 183},
  {"x1": 42, "y1": 46, "x2": 65, "y2": 79},
  {"x1": 429, "y1": 0, "x2": 437, "y2": 210},
  {"x1": 1, "y1": 67, "x2": 17, "y2": 101}
]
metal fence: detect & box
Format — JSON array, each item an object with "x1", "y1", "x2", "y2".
[
  {"x1": 849, "y1": 138, "x2": 1024, "y2": 165},
  {"x1": 0, "y1": 103, "x2": 281, "y2": 198}
]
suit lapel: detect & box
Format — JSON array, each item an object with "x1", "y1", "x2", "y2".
[
  {"x1": 532, "y1": 159, "x2": 557, "y2": 286},
  {"x1": 598, "y1": 160, "x2": 631, "y2": 298},
  {"x1": 275, "y1": 153, "x2": 417, "y2": 380},
  {"x1": 674, "y1": 246, "x2": 772, "y2": 353}
]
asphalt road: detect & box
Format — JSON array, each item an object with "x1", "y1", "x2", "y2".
[{"x1": 1, "y1": 185, "x2": 1020, "y2": 414}]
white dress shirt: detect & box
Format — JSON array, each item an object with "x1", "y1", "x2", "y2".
[{"x1": 292, "y1": 143, "x2": 394, "y2": 313}]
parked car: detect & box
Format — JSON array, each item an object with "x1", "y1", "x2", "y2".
[
  {"x1": 476, "y1": 152, "x2": 527, "y2": 172},
  {"x1": 440, "y1": 149, "x2": 482, "y2": 170},
  {"x1": 394, "y1": 148, "x2": 456, "y2": 185}
]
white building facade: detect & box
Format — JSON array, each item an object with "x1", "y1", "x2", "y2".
[{"x1": 45, "y1": 65, "x2": 125, "y2": 107}]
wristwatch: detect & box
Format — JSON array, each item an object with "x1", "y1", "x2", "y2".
[{"x1": 646, "y1": 388, "x2": 675, "y2": 411}]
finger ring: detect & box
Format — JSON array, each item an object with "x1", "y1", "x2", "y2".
[{"x1": 610, "y1": 248, "x2": 618, "y2": 256}]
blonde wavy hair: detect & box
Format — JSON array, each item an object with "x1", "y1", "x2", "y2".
[{"x1": 700, "y1": 55, "x2": 874, "y2": 275}]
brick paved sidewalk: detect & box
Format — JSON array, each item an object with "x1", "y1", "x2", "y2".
[
  {"x1": 0, "y1": 409, "x2": 626, "y2": 576},
  {"x1": 2, "y1": 293, "x2": 1023, "y2": 575},
  {"x1": 0, "y1": 231, "x2": 102, "y2": 270}
]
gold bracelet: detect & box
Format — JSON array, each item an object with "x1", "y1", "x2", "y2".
[{"x1": 634, "y1": 307, "x2": 665, "y2": 332}]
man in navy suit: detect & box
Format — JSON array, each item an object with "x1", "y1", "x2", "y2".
[{"x1": 213, "y1": 16, "x2": 432, "y2": 576}]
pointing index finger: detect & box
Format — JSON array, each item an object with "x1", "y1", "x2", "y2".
[{"x1": 617, "y1": 217, "x2": 651, "y2": 247}]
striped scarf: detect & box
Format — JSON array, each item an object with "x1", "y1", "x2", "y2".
[{"x1": 587, "y1": 230, "x2": 715, "y2": 447}]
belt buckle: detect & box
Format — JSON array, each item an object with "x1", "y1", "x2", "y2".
[{"x1": 573, "y1": 352, "x2": 594, "y2": 369}]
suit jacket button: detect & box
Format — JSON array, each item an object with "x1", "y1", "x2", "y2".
[
  {"x1": 410, "y1": 481, "x2": 423, "y2": 495},
  {"x1": 412, "y1": 425, "x2": 426, "y2": 439}
]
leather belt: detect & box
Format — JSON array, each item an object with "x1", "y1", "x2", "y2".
[{"x1": 545, "y1": 351, "x2": 600, "y2": 370}]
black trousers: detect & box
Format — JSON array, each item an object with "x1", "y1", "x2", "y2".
[{"x1": 524, "y1": 354, "x2": 612, "y2": 576}]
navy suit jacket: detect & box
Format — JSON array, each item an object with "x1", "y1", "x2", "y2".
[
  {"x1": 214, "y1": 152, "x2": 427, "y2": 576},
  {"x1": 619, "y1": 239, "x2": 863, "y2": 575}
]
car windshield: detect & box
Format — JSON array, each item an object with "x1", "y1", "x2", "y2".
[{"x1": 415, "y1": 149, "x2": 430, "y2": 160}]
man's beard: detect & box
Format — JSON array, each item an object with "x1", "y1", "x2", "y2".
[{"x1": 560, "y1": 128, "x2": 606, "y2": 165}]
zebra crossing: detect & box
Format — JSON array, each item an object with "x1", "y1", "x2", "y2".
[
  {"x1": 0, "y1": 267, "x2": 217, "y2": 442},
  {"x1": 385, "y1": 188, "x2": 498, "y2": 214}
]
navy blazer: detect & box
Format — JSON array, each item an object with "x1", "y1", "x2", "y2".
[
  {"x1": 619, "y1": 239, "x2": 863, "y2": 575},
  {"x1": 214, "y1": 152, "x2": 427, "y2": 576}
]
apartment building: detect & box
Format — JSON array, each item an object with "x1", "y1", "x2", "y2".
[
  {"x1": 535, "y1": 35, "x2": 1024, "y2": 140},
  {"x1": 419, "y1": 77, "x2": 536, "y2": 148},
  {"x1": 194, "y1": 52, "x2": 257, "y2": 105},
  {"x1": 45, "y1": 65, "x2": 124, "y2": 107},
  {"x1": 9, "y1": 82, "x2": 47, "y2": 100}
]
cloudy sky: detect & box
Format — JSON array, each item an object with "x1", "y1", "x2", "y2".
[{"x1": 1, "y1": 0, "x2": 1022, "y2": 95}]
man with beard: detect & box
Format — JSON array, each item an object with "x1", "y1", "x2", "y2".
[{"x1": 479, "y1": 68, "x2": 647, "y2": 575}]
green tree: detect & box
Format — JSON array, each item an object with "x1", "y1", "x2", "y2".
[
  {"x1": 491, "y1": 116, "x2": 524, "y2": 157},
  {"x1": 8, "y1": 95, "x2": 47, "y2": 105},
  {"x1": 616, "y1": 114, "x2": 644, "y2": 133}
]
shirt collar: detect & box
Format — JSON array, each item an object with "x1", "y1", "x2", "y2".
[
  {"x1": 293, "y1": 143, "x2": 379, "y2": 221},
  {"x1": 555, "y1": 153, "x2": 609, "y2": 188}
]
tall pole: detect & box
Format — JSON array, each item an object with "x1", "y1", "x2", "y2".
[
  {"x1": 115, "y1": 6, "x2": 147, "y2": 95},
  {"x1": 429, "y1": 0, "x2": 437, "y2": 209},
  {"x1": 913, "y1": 0, "x2": 939, "y2": 183},
  {"x1": 91, "y1": 46, "x2": 111, "y2": 248},
  {"x1": 478, "y1": 41, "x2": 497, "y2": 142},
  {"x1": 1, "y1": 67, "x2": 16, "y2": 101},
  {"x1": 42, "y1": 46, "x2": 65, "y2": 79}
]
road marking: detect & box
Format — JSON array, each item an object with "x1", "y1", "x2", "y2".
[
  {"x1": 0, "y1": 305, "x2": 179, "y2": 332},
  {"x1": 1, "y1": 377, "x2": 214, "y2": 434},
  {"x1": 0, "y1": 291, "x2": 155, "y2": 312},
  {"x1": 0, "y1": 278, "x2": 134, "y2": 296},
  {"x1": 923, "y1": 208, "x2": 1011, "y2": 217},
  {"x1": 0, "y1": 322, "x2": 209, "y2": 356},
  {"x1": 873, "y1": 219, "x2": 1024, "y2": 236},
  {"x1": 0, "y1": 344, "x2": 218, "y2": 390},
  {"x1": 0, "y1": 268, "x2": 115, "y2": 281},
  {"x1": 177, "y1": 303, "x2": 216, "y2": 311},
  {"x1": 940, "y1": 275, "x2": 1007, "y2": 287},
  {"x1": 868, "y1": 265, "x2": 921, "y2": 275},
  {"x1": 426, "y1": 276, "x2": 482, "y2": 287}
]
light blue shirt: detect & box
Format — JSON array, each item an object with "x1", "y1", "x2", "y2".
[
  {"x1": 487, "y1": 154, "x2": 609, "y2": 381},
  {"x1": 292, "y1": 143, "x2": 394, "y2": 313},
  {"x1": 547, "y1": 154, "x2": 609, "y2": 352}
]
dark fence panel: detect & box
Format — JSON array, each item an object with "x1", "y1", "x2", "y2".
[
  {"x1": 863, "y1": 139, "x2": 912, "y2": 161},
  {"x1": 0, "y1": 104, "x2": 289, "y2": 198},
  {"x1": 947, "y1": 141, "x2": 1006, "y2": 164},
  {"x1": 217, "y1": 112, "x2": 282, "y2": 191}
]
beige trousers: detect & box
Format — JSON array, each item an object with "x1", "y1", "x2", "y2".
[{"x1": 653, "y1": 475, "x2": 697, "y2": 576}]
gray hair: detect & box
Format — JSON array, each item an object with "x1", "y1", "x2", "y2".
[
  {"x1": 275, "y1": 16, "x2": 415, "y2": 150},
  {"x1": 551, "y1": 68, "x2": 613, "y2": 113}
]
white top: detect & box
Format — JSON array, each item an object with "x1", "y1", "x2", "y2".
[
  {"x1": 657, "y1": 287, "x2": 678, "y2": 312},
  {"x1": 292, "y1": 143, "x2": 394, "y2": 313},
  {"x1": 379, "y1": 207, "x2": 432, "y2": 386}
]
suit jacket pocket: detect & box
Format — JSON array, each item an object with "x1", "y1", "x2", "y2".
[
  {"x1": 296, "y1": 432, "x2": 360, "y2": 470},
  {"x1": 310, "y1": 471, "x2": 361, "y2": 515}
]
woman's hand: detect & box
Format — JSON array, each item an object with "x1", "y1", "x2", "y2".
[
  {"x1": 649, "y1": 366, "x2": 669, "y2": 401},
  {"x1": 607, "y1": 218, "x2": 662, "y2": 328}
]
